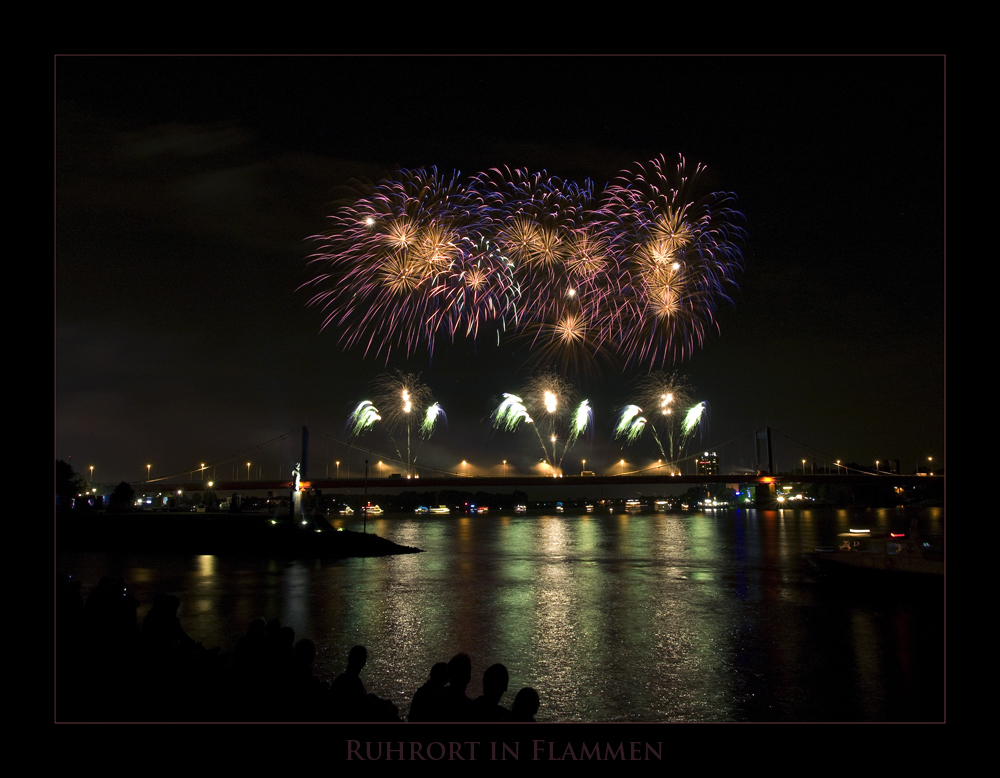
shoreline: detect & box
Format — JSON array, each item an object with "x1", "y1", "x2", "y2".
[{"x1": 56, "y1": 514, "x2": 423, "y2": 558}]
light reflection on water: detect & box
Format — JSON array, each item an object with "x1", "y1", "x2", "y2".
[{"x1": 57, "y1": 507, "x2": 944, "y2": 722}]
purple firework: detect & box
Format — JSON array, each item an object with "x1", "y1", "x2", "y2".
[{"x1": 303, "y1": 156, "x2": 744, "y2": 371}]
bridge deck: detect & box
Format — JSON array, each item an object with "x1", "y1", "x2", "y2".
[{"x1": 131, "y1": 473, "x2": 942, "y2": 492}]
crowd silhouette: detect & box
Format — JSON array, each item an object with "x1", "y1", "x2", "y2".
[{"x1": 56, "y1": 574, "x2": 540, "y2": 723}]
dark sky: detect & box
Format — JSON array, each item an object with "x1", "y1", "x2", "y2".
[{"x1": 55, "y1": 55, "x2": 945, "y2": 486}]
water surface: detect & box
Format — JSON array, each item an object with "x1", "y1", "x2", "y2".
[{"x1": 57, "y1": 506, "x2": 945, "y2": 722}]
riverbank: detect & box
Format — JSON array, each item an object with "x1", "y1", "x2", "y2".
[{"x1": 56, "y1": 514, "x2": 422, "y2": 557}]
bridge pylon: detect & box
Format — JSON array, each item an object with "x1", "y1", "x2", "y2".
[
  {"x1": 753, "y1": 479, "x2": 776, "y2": 506},
  {"x1": 755, "y1": 427, "x2": 774, "y2": 476}
]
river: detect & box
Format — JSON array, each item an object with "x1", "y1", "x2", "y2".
[{"x1": 56, "y1": 505, "x2": 945, "y2": 722}]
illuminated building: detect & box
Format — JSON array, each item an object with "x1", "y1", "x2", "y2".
[{"x1": 697, "y1": 452, "x2": 718, "y2": 476}]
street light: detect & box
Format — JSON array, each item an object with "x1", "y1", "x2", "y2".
[
  {"x1": 146, "y1": 464, "x2": 151, "y2": 481},
  {"x1": 378, "y1": 461, "x2": 383, "y2": 478},
  {"x1": 247, "y1": 462, "x2": 251, "y2": 480},
  {"x1": 336, "y1": 460, "x2": 340, "y2": 479},
  {"x1": 620, "y1": 459, "x2": 625, "y2": 476},
  {"x1": 461, "y1": 460, "x2": 467, "y2": 477},
  {"x1": 503, "y1": 460, "x2": 507, "y2": 478},
  {"x1": 89, "y1": 465, "x2": 94, "y2": 484}
]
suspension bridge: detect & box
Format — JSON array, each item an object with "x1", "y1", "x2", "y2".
[{"x1": 128, "y1": 426, "x2": 942, "y2": 506}]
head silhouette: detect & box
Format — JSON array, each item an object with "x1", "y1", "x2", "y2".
[
  {"x1": 513, "y1": 687, "x2": 540, "y2": 720},
  {"x1": 448, "y1": 653, "x2": 472, "y2": 691},
  {"x1": 347, "y1": 645, "x2": 368, "y2": 673},
  {"x1": 430, "y1": 662, "x2": 449, "y2": 686},
  {"x1": 482, "y1": 663, "x2": 509, "y2": 703}
]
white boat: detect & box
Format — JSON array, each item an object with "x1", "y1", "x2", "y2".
[
  {"x1": 808, "y1": 528, "x2": 943, "y2": 577},
  {"x1": 429, "y1": 505, "x2": 450, "y2": 515},
  {"x1": 338, "y1": 506, "x2": 354, "y2": 515},
  {"x1": 414, "y1": 506, "x2": 429, "y2": 514},
  {"x1": 625, "y1": 499, "x2": 641, "y2": 512},
  {"x1": 515, "y1": 505, "x2": 527, "y2": 514}
]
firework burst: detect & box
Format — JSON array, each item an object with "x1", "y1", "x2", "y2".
[
  {"x1": 492, "y1": 371, "x2": 593, "y2": 472},
  {"x1": 614, "y1": 371, "x2": 707, "y2": 469},
  {"x1": 347, "y1": 371, "x2": 444, "y2": 475},
  {"x1": 597, "y1": 155, "x2": 745, "y2": 368},
  {"x1": 305, "y1": 156, "x2": 743, "y2": 372}
]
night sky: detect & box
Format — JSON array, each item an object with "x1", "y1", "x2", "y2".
[{"x1": 55, "y1": 55, "x2": 945, "y2": 487}]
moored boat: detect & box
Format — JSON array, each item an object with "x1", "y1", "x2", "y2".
[{"x1": 807, "y1": 528, "x2": 943, "y2": 577}]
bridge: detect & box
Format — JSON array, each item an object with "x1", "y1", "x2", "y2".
[
  {"x1": 129, "y1": 472, "x2": 940, "y2": 493},
  {"x1": 126, "y1": 426, "x2": 942, "y2": 509}
]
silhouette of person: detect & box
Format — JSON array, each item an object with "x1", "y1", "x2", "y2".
[
  {"x1": 470, "y1": 663, "x2": 512, "y2": 721},
  {"x1": 442, "y1": 653, "x2": 474, "y2": 722},
  {"x1": 408, "y1": 661, "x2": 449, "y2": 722},
  {"x1": 330, "y1": 645, "x2": 401, "y2": 722},
  {"x1": 331, "y1": 645, "x2": 368, "y2": 718},
  {"x1": 511, "y1": 687, "x2": 540, "y2": 722},
  {"x1": 142, "y1": 593, "x2": 196, "y2": 653},
  {"x1": 288, "y1": 638, "x2": 326, "y2": 717}
]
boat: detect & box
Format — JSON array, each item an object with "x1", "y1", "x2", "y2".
[
  {"x1": 515, "y1": 504, "x2": 527, "y2": 514},
  {"x1": 361, "y1": 504, "x2": 383, "y2": 515},
  {"x1": 338, "y1": 506, "x2": 354, "y2": 516},
  {"x1": 585, "y1": 503, "x2": 594, "y2": 513},
  {"x1": 414, "y1": 506, "x2": 429, "y2": 515},
  {"x1": 555, "y1": 502, "x2": 565, "y2": 513},
  {"x1": 807, "y1": 527, "x2": 943, "y2": 577},
  {"x1": 429, "y1": 505, "x2": 450, "y2": 515},
  {"x1": 625, "y1": 499, "x2": 641, "y2": 512}
]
